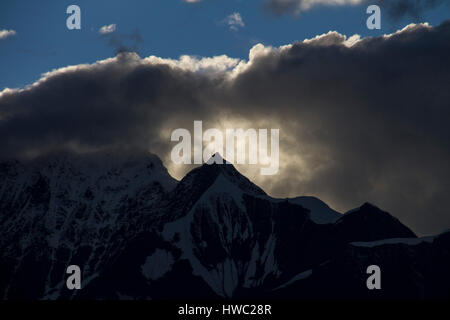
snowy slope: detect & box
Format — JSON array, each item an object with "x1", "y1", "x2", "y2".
[{"x1": 289, "y1": 196, "x2": 341, "y2": 224}]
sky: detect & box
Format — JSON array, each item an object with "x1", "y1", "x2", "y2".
[
  {"x1": 1, "y1": 0, "x2": 449, "y2": 89},
  {"x1": 1, "y1": 0, "x2": 450, "y2": 236}
]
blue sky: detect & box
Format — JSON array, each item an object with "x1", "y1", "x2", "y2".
[{"x1": 0, "y1": 0, "x2": 448, "y2": 89}]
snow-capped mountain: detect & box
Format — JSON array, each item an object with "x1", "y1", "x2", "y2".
[
  {"x1": 0, "y1": 151, "x2": 175, "y2": 299},
  {"x1": 0, "y1": 152, "x2": 448, "y2": 300}
]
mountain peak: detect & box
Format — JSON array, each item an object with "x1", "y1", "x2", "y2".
[
  {"x1": 162, "y1": 153, "x2": 266, "y2": 221},
  {"x1": 206, "y1": 152, "x2": 225, "y2": 164},
  {"x1": 200, "y1": 153, "x2": 240, "y2": 176},
  {"x1": 180, "y1": 154, "x2": 266, "y2": 196},
  {"x1": 335, "y1": 202, "x2": 417, "y2": 242}
]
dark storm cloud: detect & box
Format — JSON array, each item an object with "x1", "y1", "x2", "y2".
[
  {"x1": 1, "y1": 21, "x2": 450, "y2": 236},
  {"x1": 265, "y1": 0, "x2": 450, "y2": 20},
  {"x1": 0, "y1": 52, "x2": 214, "y2": 158},
  {"x1": 379, "y1": 0, "x2": 450, "y2": 21}
]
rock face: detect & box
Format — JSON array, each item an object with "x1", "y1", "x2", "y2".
[{"x1": 0, "y1": 152, "x2": 448, "y2": 300}]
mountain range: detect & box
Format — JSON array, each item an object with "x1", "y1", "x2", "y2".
[{"x1": 0, "y1": 152, "x2": 449, "y2": 300}]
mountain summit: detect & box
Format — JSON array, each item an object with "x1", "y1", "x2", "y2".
[{"x1": 182, "y1": 153, "x2": 266, "y2": 195}]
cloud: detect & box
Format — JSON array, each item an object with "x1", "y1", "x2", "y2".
[
  {"x1": 1, "y1": 20, "x2": 450, "y2": 236},
  {"x1": 266, "y1": 0, "x2": 363, "y2": 15},
  {"x1": 99, "y1": 24, "x2": 117, "y2": 35},
  {"x1": 101, "y1": 29, "x2": 143, "y2": 55},
  {"x1": 98, "y1": 25, "x2": 142, "y2": 55},
  {"x1": 225, "y1": 12, "x2": 245, "y2": 31},
  {"x1": 265, "y1": 0, "x2": 449, "y2": 20},
  {"x1": 378, "y1": 0, "x2": 450, "y2": 21},
  {"x1": 0, "y1": 29, "x2": 16, "y2": 40}
]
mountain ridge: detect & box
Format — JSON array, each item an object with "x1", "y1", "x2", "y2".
[{"x1": 0, "y1": 151, "x2": 448, "y2": 300}]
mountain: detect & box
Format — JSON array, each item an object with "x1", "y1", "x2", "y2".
[
  {"x1": 0, "y1": 151, "x2": 176, "y2": 299},
  {"x1": 288, "y1": 196, "x2": 340, "y2": 224},
  {"x1": 270, "y1": 230, "x2": 450, "y2": 300},
  {"x1": 0, "y1": 152, "x2": 448, "y2": 300}
]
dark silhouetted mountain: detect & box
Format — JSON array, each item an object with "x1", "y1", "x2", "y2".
[
  {"x1": 0, "y1": 152, "x2": 448, "y2": 300},
  {"x1": 333, "y1": 202, "x2": 417, "y2": 243}
]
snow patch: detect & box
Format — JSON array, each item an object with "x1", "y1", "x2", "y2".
[
  {"x1": 273, "y1": 269, "x2": 313, "y2": 290},
  {"x1": 141, "y1": 249, "x2": 174, "y2": 280},
  {"x1": 350, "y1": 236, "x2": 435, "y2": 248}
]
